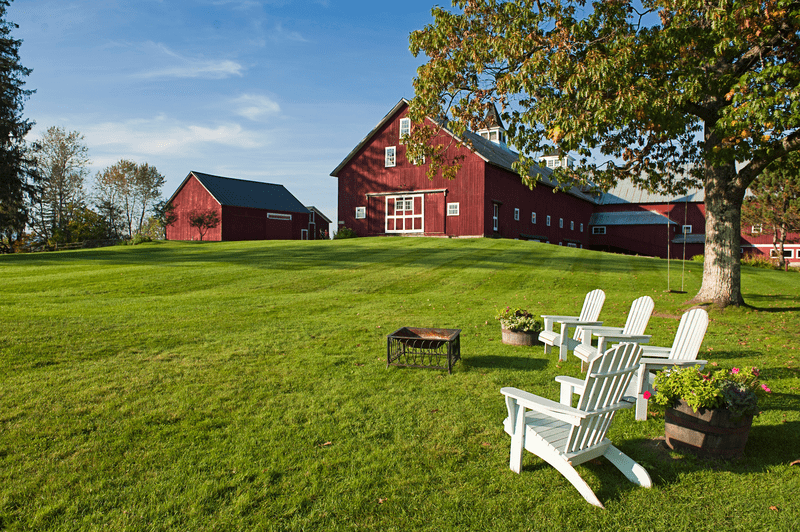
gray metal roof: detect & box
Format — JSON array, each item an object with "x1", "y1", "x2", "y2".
[
  {"x1": 597, "y1": 178, "x2": 704, "y2": 205},
  {"x1": 177, "y1": 172, "x2": 310, "y2": 214},
  {"x1": 589, "y1": 211, "x2": 676, "y2": 226}
]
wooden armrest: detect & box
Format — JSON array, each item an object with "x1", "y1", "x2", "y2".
[
  {"x1": 595, "y1": 333, "x2": 651, "y2": 344},
  {"x1": 640, "y1": 358, "x2": 707, "y2": 369},
  {"x1": 580, "y1": 325, "x2": 624, "y2": 336},
  {"x1": 639, "y1": 346, "x2": 673, "y2": 357},
  {"x1": 540, "y1": 314, "x2": 579, "y2": 321},
  {"x1": 500, "y1": 387, "x2": 586, "y2": 422}
]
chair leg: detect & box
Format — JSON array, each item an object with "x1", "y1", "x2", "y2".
[
  {"x1": 509, "y1": 405, "x2": 526, "y2": 474},
  {"x1": 547, "y1": 454, "x2": 605, "y2": 508},
  {"x1": 634, "y1": 395, "x2": 649, "y2": 421},
  {"x1": 604, "y1": 445, "x2": 652, "y2": 488},
  {"x1": 543, "y1": 343, "x2": 551, "y2": 355}
]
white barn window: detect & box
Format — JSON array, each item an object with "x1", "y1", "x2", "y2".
[
  {"x1": 385, "y1": 146, "x2": 396, "y2": 167},
  {"x1": 546, "y1": 215, "x2": 551, "y2": 227},
  {"x1": 355, "y1": 206, "x2": 366, "y2": 219},
  {"x1": 514, "y1": 208, "x2": 520, "y2": 221},
  {"x1": 592, "y1": 226, "x2": 606, "y2": 235},
  {"x1": 399, "y1": 118, "x2": 410, "y2": 140},
  {"x1": 447, "y1": 202, "x2": 460, "y2": 216},
  {"x1": 531, "y1": 212, "x2": 537, "y2": 224}
]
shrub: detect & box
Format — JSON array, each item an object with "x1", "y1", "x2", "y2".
[
  {"x1": 691, "y1": 254, "x2": 704, "y2": 262},
  {"x1": 741, "y1": 254, "x2": 779, "y2": 269},
  {"x1": 333, "y1": 227, "x2": 358, "y2": 239}
]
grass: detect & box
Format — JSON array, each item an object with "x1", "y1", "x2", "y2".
[{"x1": 1, "y1": 237, "x2": 799, "y2": 531}]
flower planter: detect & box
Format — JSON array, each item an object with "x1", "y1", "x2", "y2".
[
  {"x1": 501, "y1": 328, "x2": 539, "y2": 346},
  {"x1": 664, "y1": 399, "x2": 753, "y2": 459}
]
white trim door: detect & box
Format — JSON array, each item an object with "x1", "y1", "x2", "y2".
[
  {"x1": 493, "y1": 203, "x2": 499, "y2": 232},
  {"x1": 385, "y1": 195, "x2": 424, "y2": 233}
]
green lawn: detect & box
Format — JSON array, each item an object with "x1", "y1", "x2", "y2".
[{"x1": 1, "y1": 238, "x2": 799, "y2": 531}]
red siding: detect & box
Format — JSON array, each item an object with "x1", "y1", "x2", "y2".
[
  {"x1": 336, "y1": 104, "x2": 595, "y2": 240},
  {"x1": 166, "y1": 175, "x2": 222, "y2": 241}
]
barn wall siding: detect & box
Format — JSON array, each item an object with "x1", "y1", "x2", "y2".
[{"x1": 166, "y1": 176, "x2": 222, "y2": 241}]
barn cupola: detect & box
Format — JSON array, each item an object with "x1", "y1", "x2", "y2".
[
  {"x1": 539, "y1": 150, "x2": 576, "y2": 170},
  {"x1": 476, "y1": 104, "x2": 507, "y2": 146}
]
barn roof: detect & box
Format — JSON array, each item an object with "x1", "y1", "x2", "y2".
[
  {"x1": 172, "y1": 172, "x2": 310, "y2": 214},
  {"x1": 305, "y1": 205, "x2": 332, "y2": 224},
  {"x1": 589, "y1": 211, "x2": 677, "y2": 226},
  {"x1": 596, "y1": 178, "x2": 704, "y2": 205}
]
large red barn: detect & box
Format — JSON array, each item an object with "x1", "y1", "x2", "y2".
[
  {"x1": 331, "y1": 99, "x2": 597, "y2": 246},
  {"x1": 166, "y1": 171, "x2": 321, "y2": 241}
]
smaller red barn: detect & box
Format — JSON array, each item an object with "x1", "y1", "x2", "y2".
[{"x1": 166, "y1": 171, "x2": 320, "y2": 241}]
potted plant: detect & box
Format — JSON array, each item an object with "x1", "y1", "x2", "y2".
[
  {"x1": 496, "y1": 307, "x2": 542, "y2": 346},
  {"x1": 650, "y1": 365, "x2": 771, "y2": 459}
]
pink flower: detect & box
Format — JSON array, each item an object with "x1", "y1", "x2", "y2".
[
  {"x1": 732, "y1": 367, "x2": 740, "y2": 374},
  {"x1": 642, "y1": 391, "x2": 652, "y2": 400},
  {"x1": 761, "y1": 384, "x2": 771, "y2": 393},
  {"x1": 751, "y1": 368, "x2": 760, "y2": 376}
]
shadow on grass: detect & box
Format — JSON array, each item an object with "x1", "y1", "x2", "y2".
[{"x1": 464, "y1": 355, "x2": 549, "y2": 372}]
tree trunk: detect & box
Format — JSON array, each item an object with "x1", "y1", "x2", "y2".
[{"x1": 692, "y1": 162, "x2": 746, "y2": 307}]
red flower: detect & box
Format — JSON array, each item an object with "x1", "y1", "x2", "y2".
[{"x1": 642, "y1": 391, "x2": 652, "y2": 400}]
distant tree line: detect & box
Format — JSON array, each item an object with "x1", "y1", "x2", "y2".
[{"x1": 0, "y1": 1, "x2": 169, "y2": 253}]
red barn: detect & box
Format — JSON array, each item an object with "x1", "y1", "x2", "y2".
[
  {"x1": 166, "y1": 171, "x2": 320, "y2": 241},
  {"x1": 331, "y1": 99, "x2": 596, "y2": 246},
  {"x1": 590, "y1": 183, "x2": 707, "y2": 260}
]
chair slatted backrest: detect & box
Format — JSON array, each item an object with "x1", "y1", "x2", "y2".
[
  {"x1": 573, "y1": 289, "x2": 606, "y2": 341},
  {"x1": 565, "y1": 343, "x2": 643, "y2": 454},
  {"x1": 622, "y1": 296, "x2": 654, "y2": 335},
  {"x1": 670, "y1": 308, "x2": 709, "y2": 361}
]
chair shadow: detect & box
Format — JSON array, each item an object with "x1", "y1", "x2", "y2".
[{"x1": 465, "y1": 355, "x2": 549, "y2": 372}]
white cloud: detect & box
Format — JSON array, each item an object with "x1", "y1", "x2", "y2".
[
  {"x1": 232, "y1": 94, "x2": 281, "y2": 121},
  {"x1": 74, "y1": 116, "x2": 269, "y2": 161},
  {"x1": 134, "y1": 43, "x2": 245, "y2": 80}
]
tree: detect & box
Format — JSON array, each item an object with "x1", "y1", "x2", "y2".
[
  {"x1": 408, "y1": 0, "x2": 800, "y2": 307},
  {"x1": 0, "y1": 0, "x2": 35, "y2": 252},
  {"x1": 187, "y1": 209, "x2": 219, "y2": 241},
  {"x1": 94, "y1": 160, "x2": 166, "y2": 239},
  {"x1": 742, "y1": 152, "x2": 800, "y2": 269},
  {"x1": 30, "y1": 126, "x2": 90, "y2": 244}
]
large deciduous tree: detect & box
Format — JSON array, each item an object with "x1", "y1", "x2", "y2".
[
  {"x1": 94, "y1": 159, "x2": 166, "y2": 239},
  {"x1": 0, "y1": 0, "x2": 35, "y2": 252},
  {"x1": 30, "y1": 126, "x2": 90, "y2": 244},
  {"x1": 742, "y1": 152, "x2": 800, "y2": 269},
  {"x1": 408, "y1": 0, "x2": 800, "y2": 307}
]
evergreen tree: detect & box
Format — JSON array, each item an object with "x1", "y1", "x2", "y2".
[{"x1": 0, "y1": 0, "x2": 35, "y2": 252}]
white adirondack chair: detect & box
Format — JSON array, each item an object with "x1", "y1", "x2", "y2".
[
  {"x1": 501, "y1": 343, "x2": 651, "y2": 508},
  {"x1": 573, "y1": 295, "x2": 655, "y2": 369},
  {"x1": 539, "y1": 289, "x2": 605, "y2": 362},
  {"x1": 627, "y1": 308, "x2": 709, "y2": 420}
]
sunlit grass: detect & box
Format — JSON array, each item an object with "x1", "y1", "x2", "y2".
[{"x1": 1, "y1": 238, "x2": 798, "y2": 531}]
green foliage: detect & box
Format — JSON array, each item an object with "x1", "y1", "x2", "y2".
[
  {"x1": 741, "y1": 254, "x2": 780, "y2": 269},
  {"x1": 407, "y1": 0, "x2": 800, "y2": 306},
  {"x1": 333, "y1": 226, "x2": 358, "y2": 239},
  {"x1": 496, "y1": 306, "x2": 542, "y2": 333},
  {"x1": 652, "y1": 365, "x2": 769, "y2": 418},
  {"x1": 94, "y1": 160, "x2": 166, "y2": 239},
  {"x1": 690, "y1": 254, "x2": 704, "y2": 263},
  {"x1": 0, "y1": 0, "x2": 35, "y2": 252}
]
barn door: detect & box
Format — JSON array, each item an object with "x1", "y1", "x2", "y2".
[{"x1": 385, "y1": 195, "x2": 424, "y2": 233}]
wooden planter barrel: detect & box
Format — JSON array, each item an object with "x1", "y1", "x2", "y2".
[
  {"x1": 501, "y1": 328, "x2": 539, "y2": 346},
  {"x1": 664, "y1": 399, "x2": 753, "y2": 459}
]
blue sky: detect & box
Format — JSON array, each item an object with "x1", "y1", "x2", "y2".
[{"x1": 9, "y1": 0, "x2": 441, "y2": 229}]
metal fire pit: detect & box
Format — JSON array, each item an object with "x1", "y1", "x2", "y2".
[{"x1": 387, "y1": 327, "x2": 462, "y2": 374}]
